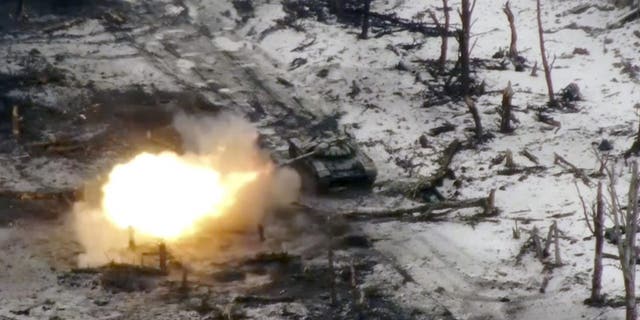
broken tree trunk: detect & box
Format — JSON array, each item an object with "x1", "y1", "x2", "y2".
[
  {"x1": 428, "y1": 0, "x2": 450, "y2": 72},
  {"x1": 591, "y1": 182, "x2": 604, "y2": 302},
  {"x1": 459, "y1": 0, "x2": 474, "y2": 95},
  {"x1": 553, "y1": 221, "x2": 562, "y2": 265},
  {"x1": 342, "y1": 190, "x2": 495, "y2": 221},
  {"x1": 360, "y1": 0, "x2": 372, "y2": 39},
  {"x1": 465, "y1": 96, "x2": 483, "y2": 141},
  {"x1": 409, "y1": 139, "x2": 461, "y2": 198},
  {"x1": 503, "y1": 1, "x2": 518, "y2": 59},
  {"x1": 536, "y1": 0, "x2": 557, "y2": 106},
  {"x1": 483, "y1": 189, "x2": 497, "y2": 216},
  {"x1": 623, "y1": 163, "x2": 639, "y2": 320},
  {"x1": 12, "y1": 105, "x2": 20, "y2": 137},
  {"x1": 608, "y1": 161, "x2": 639, "y2": 320},
  {"x1": 624, "y1": 114, "x2": 640, "y2": 158},
  {"x1": 500, "y1": 82, "x2": 514, "y2": 133},
  {"x1": 520, "y1": 149, "x2": 539, "y2": 165}
]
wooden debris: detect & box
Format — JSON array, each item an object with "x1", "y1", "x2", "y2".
[
  {"x1": 342, "y1": 191, "x2": 493, "y2": 221},
  {"x1": 497, "y1": 166, "x2": 546, "y2": 176},
  {"x1": 429, "y1": 122, "x2": 456, "y2": 136},
  {"x1": 291, "y1": 36, "x2": 316, "y2": 52},
  {"x1": 234, "y1": 295, "x2": 295, "y2": 304},
  {"x1": 0, "y1": 189, "x2": 81, "y2": 202},
  {"x1": 520, "y1": 149, "x2": 540, "y2": 165},
  {"x1": 554, "y1": 153, "x2": 591, "y2": 186},
  {"x1": 408, "y1": 139, "x2": 461, "y2": 199},
  {"x1": 42, "y1": 18, "x2": 85, "y2": 33},
  {"x1": 512, "y1": 221, "x2": 521, "y2": 239},
  {"x1": 607, "y1": 8, "x2": 640, "y2": 29},
  {"x1": 554, "y1": 221, "x2": 562, "y2": 265},
  {"x1": 505, "y1": 149, "x2": 516, "y2": 168},
  {"x1": 465, "y1": 97, "x2": 484, "y2": 141}
]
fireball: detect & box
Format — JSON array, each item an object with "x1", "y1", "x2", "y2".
[{"x1": 101, "y1": 152, "x2": 259, "y2": 240}]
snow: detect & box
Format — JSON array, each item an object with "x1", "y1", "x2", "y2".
[
  {"x1": 2, "y1": 0, "x2": 640, "y2": 318},
  {"x1": 236, "y1": 0, "x2": 640, "y2": 318}
]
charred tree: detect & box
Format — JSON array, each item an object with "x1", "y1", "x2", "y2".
[
  {"x1": 465, "y1": 97, "x2": 483, "y2": 142},
  {"x1": 503, "y1": 1, "x2": 517, "y2": 59},
  {"x1": 458, "y1": 0, "x2": 475, "y2": 96},
  {"x1": 500, "y1": 82, "x2": 514, "y2": 133},
  {"x1": 536, "y1": 0, "x2": 556, "y2": 107},
  {"x1": 591, "y1": 182, "x2": 605, "y2": 303},
  {"x1": 360, "y1": 0, "x2": 372, "y2": 39},
  {"x1": 455, "y1": 0, "x2": 476, "y2": 96},
  {"x1": 428, "y1": 0, "x2": 450, "y2": 72},
  {"x1": 330, "y1": 0, "x2": 345, "y2": 19},
  {"x1": 607, "y1": 161, "x2": 639, "y2": 320},
  {"x1": 625, "y1": 114, "x2": 640, "y2": 158}
]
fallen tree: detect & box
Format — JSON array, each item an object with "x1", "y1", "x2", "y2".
[{"x1": 341, "y1": 189, "x2": 496, "y2": 221}]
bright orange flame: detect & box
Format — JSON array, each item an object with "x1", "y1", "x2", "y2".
[{"x1": 101, "y1": 152, "x2": 258, "y2": 240}]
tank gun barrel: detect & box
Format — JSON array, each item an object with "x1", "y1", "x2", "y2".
[{"x1": 280, "y1": 149, "x2": 317, "y2": 167}]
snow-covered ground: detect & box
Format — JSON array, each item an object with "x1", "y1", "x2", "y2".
[
  {"x1": 234, "y1": 0, "x2": 640, "y2": 319},
  {"x1": 2, "y1": 0, "x2": 640, "y2": 319}
]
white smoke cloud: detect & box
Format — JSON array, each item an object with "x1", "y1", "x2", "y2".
[{"x1": 72, "y1": 113, "x2": 300, "y2": 267}]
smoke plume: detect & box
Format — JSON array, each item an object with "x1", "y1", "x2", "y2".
[{"x1": 73, "y1": 113, "x2": 300, "y2": 267}]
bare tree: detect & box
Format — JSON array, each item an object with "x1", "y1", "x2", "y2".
[
  {"x1": 458, "y1": 0, "x2": 476, "y2": 96},
  {"x1": 360, "y1": 0, "x2": 372, "y2": 39},
  {"x1": 503, "y1": 1, "x2": 517, "y2": 59},
  {"x1": 577, "y1": 180, "x2": 606, "y2": 304},
  {"x1": 428, "y1": 0, "x2": 450, "y2": 72},
  {"x1": 607, "y1": 161, "x2": 639, "y2": 320},
  {"x1": 536, "y1": 0, "x2": 556, "y2": 106}
]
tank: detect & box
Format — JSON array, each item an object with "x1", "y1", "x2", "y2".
[{"x1": 287, "y1": 134, "x2": 377, "y2": 191}]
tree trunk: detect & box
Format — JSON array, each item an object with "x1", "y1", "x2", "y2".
[
  {"x1": 360, "y1": 0, "x2": 371, "y2": 39},
  {"x1": 536, "y1": 0, "x2": 556, "y2": 106},
  {"x1": 465, "y1": 96, "x2": 482, "y2": 141},
  {"x1": 500, "y1": 82, "x2": 514, "y2": 133},
  {"x1": 440, "y1": 0, "x2": 450, "y2": 72},
  {"x1": 591, "y1": 182, "x2": 604, "y2": 302},
  {"x1": 503, "y1": 1, "x2": 518, "y2": 59},
  {"x1": 625, "y1": 162, "x2": 639, "y2": 320},
  {"x1": 15, "y1": 0, "x2": 24, "y2": 18},
  {"x1": 459, "y1": 0, "x2": 473, "y2": 96}
]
